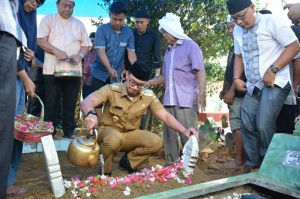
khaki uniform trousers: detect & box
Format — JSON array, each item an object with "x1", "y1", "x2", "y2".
[{"x1": 98, "y1": 127, "x2": 163, "y2": 173}]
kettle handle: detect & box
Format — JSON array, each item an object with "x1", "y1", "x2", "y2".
[
  {"x1": 92, "y1": 127, "x2": 98, "y2": 150},
  {"x1": 78, "y1": 125, "x2": 99, "y2": 149}
]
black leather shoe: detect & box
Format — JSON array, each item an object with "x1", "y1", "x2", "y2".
[
  {"x1": 119, "y1": 153, "x2": 140, "y2": 174},
  {"x1": 99, "y1": 169, "x2": 111, "y2": 177},
  {"x1": 102, "y1": 172, "x2": 111, "y2": 177}
]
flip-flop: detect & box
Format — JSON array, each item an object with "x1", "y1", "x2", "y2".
[{"x1": 6, "y1": 185, "x2": 27, "y2": 197}]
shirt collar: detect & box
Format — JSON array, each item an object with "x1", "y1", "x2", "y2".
[
  {"x1": 120, "y1": 83, "x2": 128, "y2": 97},
  {"x1": 110, "y1": 23, "x2": 124, "y2": 34},
  {"x1": 120, "y1": 83, "x2": 144, "y2": 100},
  {"x1": 134, "y1": 28, "x2": 150, "y2": 35},
  {"x1": 247, "y1": 12, "x2": 261, "y2": 31},
  {"x1": 168, "y1": 39, "x2": 183, "y2": 49}
]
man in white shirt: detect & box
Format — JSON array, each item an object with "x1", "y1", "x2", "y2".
[{"x1": 226, "y1": 0, "x2": 300, "y2": 170}]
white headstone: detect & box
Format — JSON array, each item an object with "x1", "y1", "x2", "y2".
[
  {"x1": 41, "y1": 135, "x2": 65, "y2": 198},
  {"x1": 181, "y1": 135, "x2": 199, "y2": 174}
]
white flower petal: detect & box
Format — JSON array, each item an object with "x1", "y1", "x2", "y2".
[
  {"x1": 123, "y1": 190, "x2": 131, "y2": 196},
  {"x1": 125, "y1": 186, "x2": 131, "y2": 191},
  {"x1": 64, "y1": 180, "x2": 71, "y2": 189}
]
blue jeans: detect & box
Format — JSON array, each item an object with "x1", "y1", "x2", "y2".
[
  {"x1": 7, "y1": 78, "x2": 25, "y2": 186},
  {"x1": 241, "y1": 83, "x2": 291, "y2": 168}
]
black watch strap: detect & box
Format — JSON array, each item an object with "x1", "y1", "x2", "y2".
[{"x1": 86, "y1": 110, "x2": 97, "y2": 117}]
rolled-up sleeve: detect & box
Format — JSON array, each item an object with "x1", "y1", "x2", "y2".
[
  {"x1": 127, "y1": 30, "x2": 135, "y2": 51},
  {"x1": 95, "y1": 25, "x2": 106, "y2": 49},
  {"x1": 37, "y1": 16, "x2": 50, "y2": 39}
]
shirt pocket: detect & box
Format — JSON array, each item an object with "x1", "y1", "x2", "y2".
[
  {"x1": 174, "y1": 53, "x2": 189, "y2": 69},
  {"x1": 128, "y1": 109, "x2": 147, "y2": 127},
  {"x1": 109, "y1": 106, "x2": 124, "y2": 116},
  {"x1": 135, "y1": 109, "x2": 147, "y2": 118},
  {"x1": 118, "y1": 42, "x2": 127, "y2": 54},
  {"x1": 120, "y1": 42, "x2": 128, "y2": 47}
]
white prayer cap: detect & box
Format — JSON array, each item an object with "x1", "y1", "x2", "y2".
[{"x1": 158, "y1": 13, "x2": 190, "y2": 40}]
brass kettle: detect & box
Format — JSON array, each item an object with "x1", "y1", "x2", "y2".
[{"x1": 67, "y1": 127, "x2": 100, "y2": 167}]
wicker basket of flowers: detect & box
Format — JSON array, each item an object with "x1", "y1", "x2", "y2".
[{"x1": 14, "y1": 94, "x2": 54, "y2": 143}]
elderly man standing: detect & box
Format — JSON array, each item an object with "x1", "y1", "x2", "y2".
[
  {"x1": 148, "y1": 13, "x2": 206, "y2": 166},
  {"x1": 226, "y1": 0, "x2": 300, "y2": 170},
  {"x1": 37, "y1": 0, "x2": 91, "y2": 138},
  {"x1": 81, "y1": 61, "x2": 198, "y2": 176}
]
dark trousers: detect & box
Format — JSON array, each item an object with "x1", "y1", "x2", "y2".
[
  {"x1": 44, "y1": 75, "x2": 80, "y2": 136},
  {"x1": 276, "y1": 104, "x2": 299, "y2": 134},
  {"x1": 0, "y1": 32, "x2": 17, "y2": 198}
]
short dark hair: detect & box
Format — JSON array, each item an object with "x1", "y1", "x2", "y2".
[
  {"x1": 89, "y1": 32, "x2": 95, "y2": 38},
  {"x1": 109, "y1": 1, "x2": 127, "y2": 15}
]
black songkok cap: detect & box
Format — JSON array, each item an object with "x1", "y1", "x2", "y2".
[
  {"x1": 129, "y1": 61, "x2": 151, "y2": 81},
  {"x1": 134, "y1": 10, "x2": 150, "y2": 19},
  {"x1": 259, "y1": 9, "x2": 272, "y2": 15},
  {"x1": 226, "y1": 0, "x2": 252, "y2": 15}
]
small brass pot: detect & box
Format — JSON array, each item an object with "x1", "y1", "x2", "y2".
[{"x1": 67, "y1": 127, "x2": 100, "y2": 167}]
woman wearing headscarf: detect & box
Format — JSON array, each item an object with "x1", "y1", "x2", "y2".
[{"x1": 6, "y1": 0, "x2": 45, "y2": 196}]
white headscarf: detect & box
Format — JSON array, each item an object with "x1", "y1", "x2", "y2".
[{"x1": 158, "y1": 13, "x2": 190, "y2": 40}]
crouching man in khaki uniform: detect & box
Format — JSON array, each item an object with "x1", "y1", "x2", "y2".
[{"x1": 81, "y1": 61, "x2": 198, "y2": 176}]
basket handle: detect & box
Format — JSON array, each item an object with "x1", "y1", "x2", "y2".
[{"x1": 24, "y1": 94, "x2": 44, "y2": 132}]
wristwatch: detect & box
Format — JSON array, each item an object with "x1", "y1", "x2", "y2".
[
  {"x1": 86, "y1": 110, "x2": 97, "y2": 117},
  {"x1": 270, "y1": 64, "x2": 280, "y2": 73}
]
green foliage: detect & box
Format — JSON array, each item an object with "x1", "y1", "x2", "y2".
[
  {"x1": 91, "y1": 16, "x2": 105, "y2": 27},
  {"x1": 199, "y1": 118, "x2": 218, "y2": 141},
  {"x1": 205, "y1": 62, "x2": 225, "y2": 83}
]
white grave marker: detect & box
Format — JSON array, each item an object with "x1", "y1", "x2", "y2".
[
  {"x1": 181, "y1": 135, "x2": 199, "y2": 174},
  {"x1": 41, "y1": 135, "x2": 65, "y2": 198}
]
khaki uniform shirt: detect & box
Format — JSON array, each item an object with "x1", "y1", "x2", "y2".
[{"x1": 93, "y1": 83, "x2": 164, "y2": 132}]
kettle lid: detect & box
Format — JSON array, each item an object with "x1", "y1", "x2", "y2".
[{"x1": 77, "y1": 136, "x2": 96, "y2": 147}]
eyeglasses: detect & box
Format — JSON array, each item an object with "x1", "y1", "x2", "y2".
[
  {"x1": 128, "y1": 78, "x2": 146, "y2": 89},
  {"x1": 231, "y1": 7, "x2": 249, "y2": 22}
]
